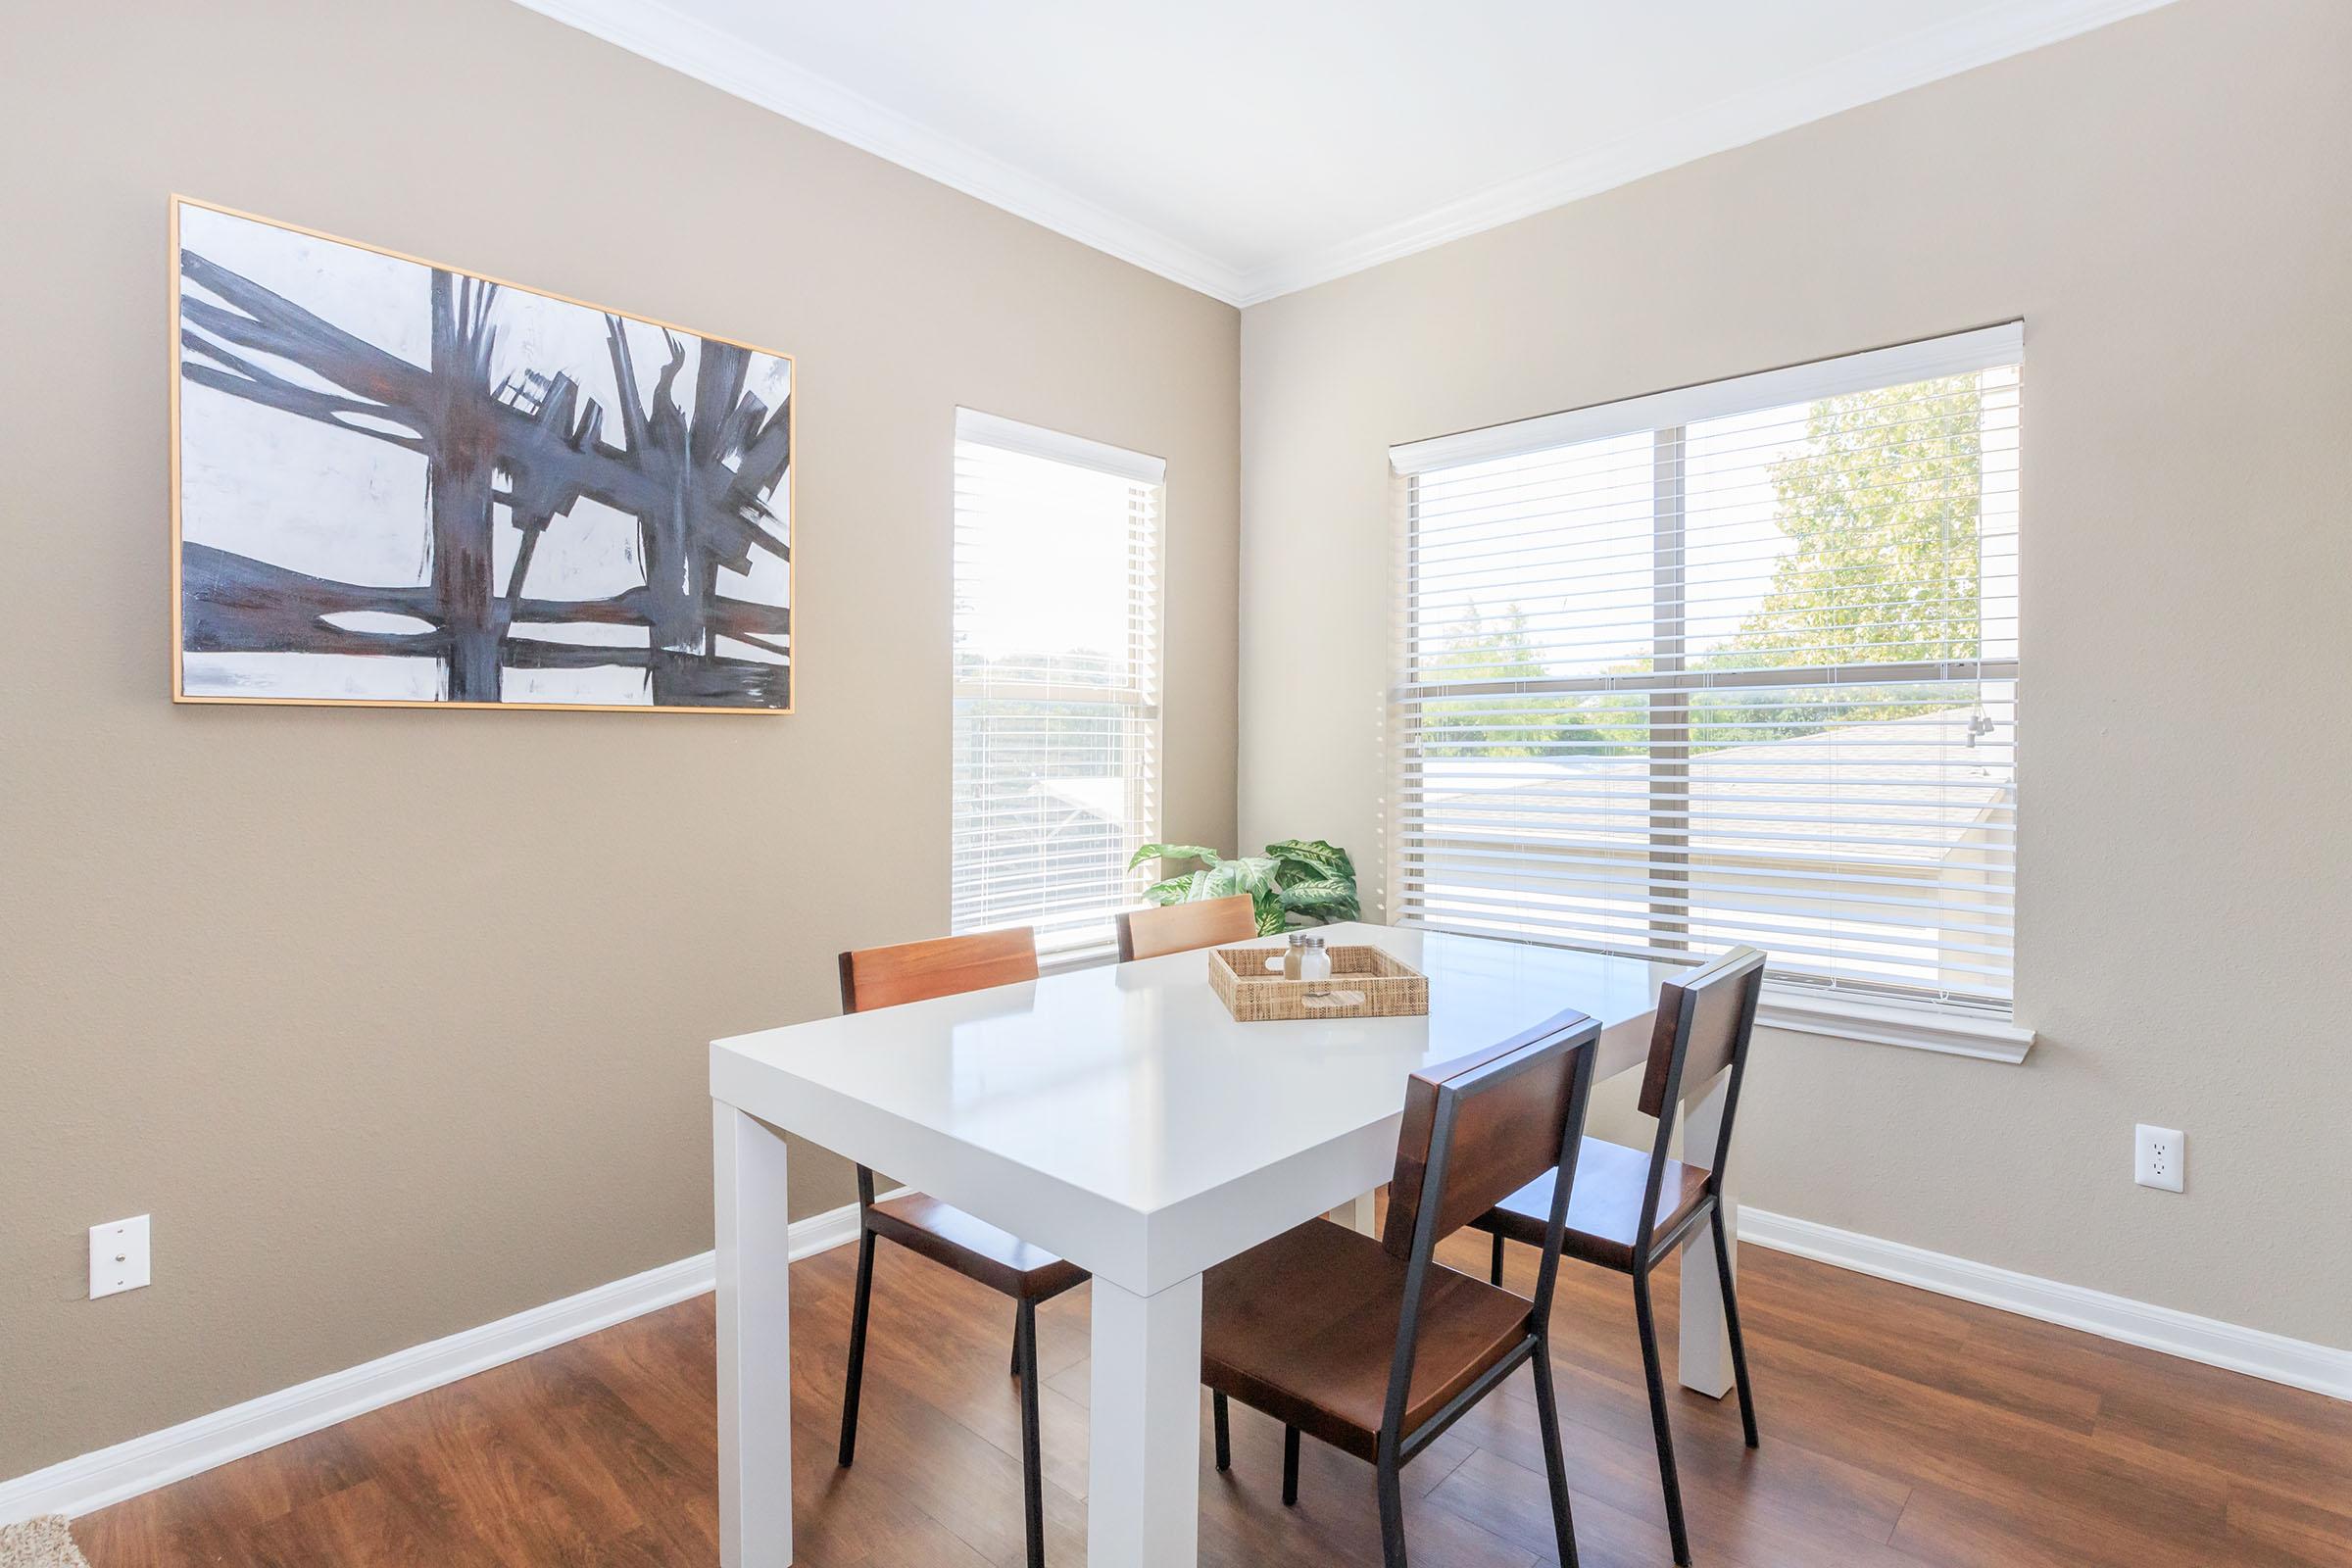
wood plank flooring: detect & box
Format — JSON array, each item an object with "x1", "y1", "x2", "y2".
[{"x1": 74, "y1": 1224, "x2": 2352, "y2": 1566}]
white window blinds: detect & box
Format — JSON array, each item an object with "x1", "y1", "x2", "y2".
[
  {"x1": 953, "y1": 410, "x2": 1165, "y2": 962},
  {"x1": 1391, "y1": 325, "x2": 2022, "y2": 1016}
]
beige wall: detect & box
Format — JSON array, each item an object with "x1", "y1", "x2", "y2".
[
  {"x1": 1240, "y1": 0, "x2": 2351, "y2": 1348},
  {"x1": 0, "y1": 2, "x2": 1238, "y2": 1478}
]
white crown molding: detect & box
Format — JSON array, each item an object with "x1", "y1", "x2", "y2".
[
  {"x1": 1230, "y1": 0, "x2": 2185, "y2": 303},
  {"x1": 511, "y1": 0, "x2": 2180, "y2": 309},
  {"x1": 507, "y1": 0, "x2": 1249, "y2": 303},
  {"x1": 0, "y1": 1195, "x2": 886, "y2": 1526},
  {"x1": 1740, "y1": 1207, "x2": 2352, "y2": 1402}
]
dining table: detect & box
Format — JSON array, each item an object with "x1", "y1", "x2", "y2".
[{"x1": 709, "y1": 921, "x2": 1741, "y2": 1568}]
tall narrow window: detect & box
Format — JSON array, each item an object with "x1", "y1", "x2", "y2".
[
  {"x1": 1392, "y1": 325, "x2": 2022, "y2": 1020},
  {"x1": 953, "y1": 411, "x2": 1165, "y2": 962}
]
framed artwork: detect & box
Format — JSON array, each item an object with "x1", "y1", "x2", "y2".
[{"x1": 170, "y1": 196, "x2": 794, "y2": 711}]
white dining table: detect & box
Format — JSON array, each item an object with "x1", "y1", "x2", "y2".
[{"x1": 709, "y1": 921, "x2": 1740, "y2": 1568}]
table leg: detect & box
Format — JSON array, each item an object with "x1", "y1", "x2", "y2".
[
  {"x1": 1678, "y1": 1073, "x2": 1737, "y2": 1398},
  {"x1": 1088, "y1": 1272, "x2": 1202, "y2": 1567},
  {"x1": 715, "y1": 1103, "x2": 796, "y2": 1566}
]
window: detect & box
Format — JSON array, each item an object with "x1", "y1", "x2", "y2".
[
  {"x1": 953, "y1": 410, "x2": 1165, "y2": 963},
  {"x1": 1391, "y1": 325, "x2": 2022, "y2": 1025}
]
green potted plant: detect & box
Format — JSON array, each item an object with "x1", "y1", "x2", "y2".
[{"x1": 1127, "y1": 838, "x2": 1360, "y2": 936}]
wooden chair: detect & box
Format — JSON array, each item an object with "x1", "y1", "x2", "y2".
[
  {"x1": 1113, "y1": 893, "x2": 1261, "y2": 961},
  {"x1": 835, "y1": 927, "x2": 1082, "y2": 1568},
  {"x1": 1468, "y1": 946, "x2": 1767, "y2": 1567},
  {"x1": 1200, "y1": 1010, "x2": 1603, "y2": 1568}
]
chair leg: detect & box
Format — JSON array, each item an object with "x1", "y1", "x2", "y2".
[
  {"x1": 1490, "y1": 1229, "x2": 1505, "y2": 1288},
  {"x1": 1632, "y1": 1265, "x2": 1692, "y2": 1567},
  {"x1": 1010, "y1": 1306, "x2": 1024, "y2": 1378},
  {"x1": 1282, "y1": 1424, "x2": 1301, "y2": 1506},
  {"x1": 1529, "y1": 1339, "x2": 1581, "y2": 1568},
  {"x1": 1711, "y1": 1204, "x2": 1760, "y2": 1448},
  {"x1": 1015, "y1": 1298, "x2": 1045, "y2": 1568},
  {"x1": 1212, "y1": 1390, "x2": 1231, "y2": 1473},
  {"x1": 1376, "y1": 1447, "x2": 1408, "y2": 1568},
  {"x1": 838, "y1": 1229, "x2": 877, "y2": 1467}
]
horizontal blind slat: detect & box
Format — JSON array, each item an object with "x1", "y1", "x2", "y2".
[
  {"x1": 1394, "y1": 342, "x2": 2021, "y2": 1014},
  {"x1": 952, "y1": 419, "x2": 1166, "y2": 951}
]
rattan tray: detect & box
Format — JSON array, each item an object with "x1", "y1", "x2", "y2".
[{"x1": 1207, "y1": 945, "x2": 1429, "y2": 1022}]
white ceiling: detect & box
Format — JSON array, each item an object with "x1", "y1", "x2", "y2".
[{"x1": 515, "y1": 0, "x2": 2177, "y2": 305}]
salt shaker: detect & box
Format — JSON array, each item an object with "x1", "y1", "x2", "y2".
[{"x1": 1300, "y1": 934, "x2": 1334, "y2": 997}]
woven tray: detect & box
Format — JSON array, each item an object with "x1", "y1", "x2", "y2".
[{"x1": 1207, "y1": 945, "x2": 1429, "y2": 1022}]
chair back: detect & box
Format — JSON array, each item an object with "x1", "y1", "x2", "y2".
[
  {"x1": 1634, "y1": 946, "x2": 1766, "y2": 1242},
  {"x1": 836, "y1": 927, "x2": 1039, "y2": 1207},
  {"x1": 1377, "y1": 1010, "x2": 1599, "y2": 1444},
  {"x1": 838, "y1": 927, "x2": 1039, "y2": 1014},
  {"x1": 1115, "y1": 895, "x2": 1260, "y2": 961},
  {"x1": 1383, "y1": 1011, "x2": 1599, "y2": 1260}
]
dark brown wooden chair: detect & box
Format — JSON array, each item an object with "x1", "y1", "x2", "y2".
[
  {"x1": 835, "y1": 927, "x2": 1082, "y2": 1568},
  {"x1": 1468, "y1": 945, "x2": 1766, "y2": 1567},
  {"x1": 1114, "y1": 893, "x2": 1261, "y2": 961},
  {"x1": 1200, "y1": 1010, "x2": 1603, "y2": 1568}
]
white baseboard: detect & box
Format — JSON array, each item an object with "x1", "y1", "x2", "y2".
[
  {"x1": 0, "y1": 1196, "x2": 876, "y2": 1526},
  {"x1": 1739, "y1": 1206, "x2": 2352, "y2": 1401},
  {"x1": 12, "y1": 1197, "x2": 2341, "y2": 1529}
]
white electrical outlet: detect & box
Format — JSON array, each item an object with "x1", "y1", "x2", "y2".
[
  {"x1": 2134, "y1": 1125, "x2": 2184, "y2": 1193},
  {"x1": 90, "y1": 1215, "x2": 151, "y2": 1298}
]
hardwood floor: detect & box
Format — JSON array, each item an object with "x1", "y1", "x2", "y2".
[{"x1": 74, "y1": 1224, "x2": 2352, "y2": 1567}]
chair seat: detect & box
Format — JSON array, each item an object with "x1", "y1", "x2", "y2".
[
  {"x1": 1201, "y1": 1218, "x2": 1536, "y2": 1461},
  {"x1": 867, "y1": 1193, "x2": 1088, "y2": 1300},
  {"x1": 1479, "y1": 1135, "x2": 1712, "y2": 1271}
]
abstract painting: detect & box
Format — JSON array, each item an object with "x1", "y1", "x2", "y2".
[{"x1": 171, "y1": 197, "x2": 794, "y2": 710}]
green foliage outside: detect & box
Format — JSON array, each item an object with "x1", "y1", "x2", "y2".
[
  {"x1": 1423, "y1": 375, "x2": 1985, "y2": 760},
  {"x1": 1416, "y1": 606, "x2": 1640, "y2": 758}
]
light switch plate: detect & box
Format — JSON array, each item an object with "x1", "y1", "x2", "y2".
[
  {"x1": 2134, "y1": 1125, "x2": 2184, "y2": 1193},
  {"x1": 90, "y1": 1215, "x2": 151, "y2": 1298}
]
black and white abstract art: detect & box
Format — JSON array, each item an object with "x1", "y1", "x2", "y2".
[{"x1": 172, "y1": 198, "x2": 794, "y2": 710}]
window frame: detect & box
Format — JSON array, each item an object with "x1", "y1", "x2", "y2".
[
  {"x1": 950, "y1": 409, "x2": 1167, "y2": 967},
  {"x1": 1389, "y1": 326, "x2": 2033, "y2": 1061}
]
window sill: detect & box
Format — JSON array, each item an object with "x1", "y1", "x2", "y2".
[{"x1": 1754, "y1": 987, "x2": 2034, "y2": 1064}]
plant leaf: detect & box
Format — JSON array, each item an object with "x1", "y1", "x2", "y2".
[
  {"x1": 1264, "y1": 838, "x2": 1350, "y2": 871},
  {"x1": 1279, "y1": 877, "x2": 1360, "y2": 924},
  {"x1": 1253, "y1": 896, "x2": 1287, "y2": 936},
  {"x1": 1201, "y1": 856, "x2": 1278, "y2": 902},
  {"x1": 1278, "y1": 876, "x2": 1355, "y2": 908},
  {"x1": 1264, "y1": 838, "x2": 1355, "y2": 889},
  {"x1": 1142, "y1": 875, "x2": 1194, "y2": 906},
  {"x1": 1128, "y1": 842, "x2": 1222, "y2": 872}
]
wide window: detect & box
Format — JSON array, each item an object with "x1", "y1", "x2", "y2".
[
  {"x1": 1392, "y1": 326, "x2": 2022, "y2": 1023},
  {"x1": 952, "y1": 410, "x2": 1165, "y2": 962}
]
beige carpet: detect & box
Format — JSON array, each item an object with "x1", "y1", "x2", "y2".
[{"x1": 0, "y1": 1518, "x2": 88, "y2": 1568}]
